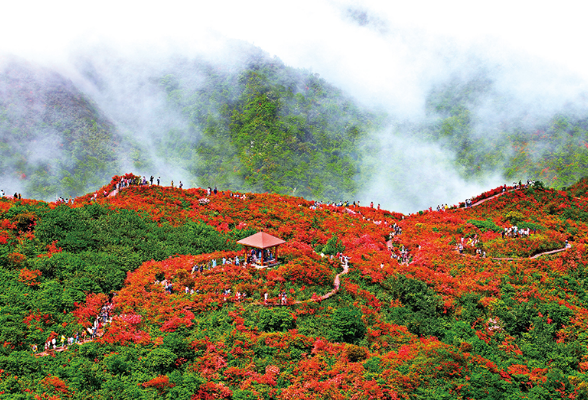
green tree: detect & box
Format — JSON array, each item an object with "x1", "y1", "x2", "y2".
[
  {"x1": 258, "y1": 308, "x2": 295, "y2": 332},
  {"x1": 328, "y1": 306, "x2": 366, "y2": 344}
]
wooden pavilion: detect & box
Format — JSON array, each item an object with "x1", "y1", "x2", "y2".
[{"x1": 237, "y1": 231, "x2": 285, "y2": 267}]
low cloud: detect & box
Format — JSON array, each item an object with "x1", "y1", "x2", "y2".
[{"x1": 1, "y1": 1, "x2": 587, "y2": 210}]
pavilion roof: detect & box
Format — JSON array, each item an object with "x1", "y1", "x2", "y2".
[{"x1": 237, "y1": 231, "x2": 286, "y2": 249}]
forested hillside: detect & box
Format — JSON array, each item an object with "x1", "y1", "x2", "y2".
[
  {"x1": 421, "y1": 76, "x2": 588, "y2": 188},
  {"x1": 0, "y1": 50, "x2": 381, "y2": 202},
  {"x1": 156, "y1": 54, "x2": 380, "y2": 200},
  {"x1": 2, "y1": 45, "x2": 588, "y2": 205},
  {"x1": 0, "y1": 175, "x2": 588, "y2": 398},
  {"x1": 0, "y1": 59, "x2": 124, "y2": 198}
]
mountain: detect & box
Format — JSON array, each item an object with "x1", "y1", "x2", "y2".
[
  {"x1": 421, "y1": 74, "x2": 588, "y2": 187},
  {"x1": 2, "y1": 44, "x2": 588, "y2": 209},
  {"x1": 0, "y1": 175, "x2": 587, "y2": 398},
  {"x1": 0, "y1": 47, "x2": 382, "y2": 203},
  {"x1": 153, "y1": 52, "x2": 380, "y2": 200},
  {"x1": 0, "y1": 58, "x2": 125, "y2": 198}
]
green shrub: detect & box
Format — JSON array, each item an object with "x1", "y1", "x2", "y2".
[
  {"x1": 517, "y1": 221, "x2": 545, "y2": 232},
  {"x1": 321, "y1": 235, "x2": 345, "y2": 255},
  {"x1": 561, "y1": 207, "x2": 588, "y2": 222},
  {"x1": 258, "y1": 308, "x2": 295, "y2": 332},
  {"x1": 533, "y1": 180, "x2": 546, "y2": 189},
  {"x1": 328, "y1": 306, "x2": 366, "y2": 344},
  {"x1": 141, "y1": 347, "x2": 177, "y2": 374},
  {"x1": 505, "y1": 211, "x2": 524, "y2": 225},
  {"x1": 467, "y1": 218, "x2": 502, "y2": 232}
]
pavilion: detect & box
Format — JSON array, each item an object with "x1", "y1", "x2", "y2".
[{"x1": 237, "y1": 231, "x2": 285, "y2": 267}]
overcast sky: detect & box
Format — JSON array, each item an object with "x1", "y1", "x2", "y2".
[{"x1": 3, "y1": 0, "x2": 587, "y2": 111}]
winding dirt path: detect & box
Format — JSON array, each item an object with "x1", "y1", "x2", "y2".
[
  {"x1": 470, "y1": 189, "x2": 515, "y2": 208},
  {"x1": 459, "y1": 246, "x2": 570, "y2": 261},
  {"x1": 258, "y1": 257, "x2": 350, "y2": 307},
  {"x1": 492, "y1": 246, "x2": 569, "y2": 261},
  {"x1": 34, "y1": 338, "x2": 95, "y2": 358},
  {"x1": 34, "y1": 330, "x2": 103, "y2": 358}
]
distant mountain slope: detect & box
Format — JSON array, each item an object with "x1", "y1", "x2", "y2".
[
  {"x1": 0, "y1": 58, "x2": 123, "y2": 198},
  {"x1": 3, "y1": 45, "x2": 588, "y2": 205},
  {"x1": 1, "y1": 47, "x2": 382, "y2": 202},
  {"x1": 422, "y1": 75, "x2": 588, "y2": 187},
  {"x1": 156, "y1": 53, "x2": 381, "y2": 200}
]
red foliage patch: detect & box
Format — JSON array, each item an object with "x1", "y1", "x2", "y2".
[{"x1": 18, "y1": 268, "x2": 41, "y2": 286}]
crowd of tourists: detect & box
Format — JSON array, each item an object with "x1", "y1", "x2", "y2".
[
  {"x1": 190, "y1": 256, "x2": 243, "y2": 275},
  {"x1": 37, "y1": 332, "x2": 86, "y2": 354},
  {"x1": 311, "y1": 199, "x2": 388, "y2": 210},
  {"x1": 108, "y1": 175, "x2": 188, "y2": 195},
  {"x1": 34, "y1": 302, "x2": 113, "y2": 355},
  {"x1": 310, "y1": 199, "x2": 365, "y2": 210},
  {"x1": 502, "y1": 226, "x2": 535, "y2": 238},
  {"x1": 264, "y1": 291, "x2": 289, "y2": 305},
  {"x1": 101, "y1": 175, "x2": 246, "y2": 202},
  {"x1": 514, "y1": 180, "x2": 536, "y2": 189},
  {"x1": 390, "y1": 223, "x2": 402, "y2": 238},
  {"x1": 391, "y1": 245, "x2": 412, "y2": 265},
  {"x1": 388, "y1": 224, "x2": 413, "y2": 264},
  {"x1": 0, "y1": 191, "x2": 22, "y2": 200},
  {"x1": 457, "y1": 235, "x2": 483, "y2": 256},
  {"x1": 56, "y1": 196, "x2": 74, "y2": 204},
  {"x1": 462, "y1": 180, "x2": 537, "y2": 209}
]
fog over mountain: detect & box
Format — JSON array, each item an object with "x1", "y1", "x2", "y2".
[{"x1": 1, "y1": 1, "x2": 588, "y2": 212}]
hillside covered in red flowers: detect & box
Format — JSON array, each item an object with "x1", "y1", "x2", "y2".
[{"x1": 1, "y1": 175, "x2": 588, "y2": 399}]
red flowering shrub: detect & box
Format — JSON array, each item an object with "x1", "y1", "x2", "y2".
[
  {"x1": 142, "y1": 375, "x2": 174, "y2": 392},
  {"x1": 193, "y1": 381, "x2": 233, "y2": 399},
  {"x1": 18, "y1": 268, "x2": 41, "y2": 286},
  {"x1": 73, "y1": 293, "x2": 108, "y2": 327},
  {"x1": 280, "y1": 257, "x2": 333, "y2": 286},
  {"x1": 100, "y1": 314, "x2": 150, "y2": 345},
  {"x1": 37, "y1": 241, "x2": 62, "y2": 258},
  {"x1": 39, "y1": 375, "x2": 69, "y2": 395}
]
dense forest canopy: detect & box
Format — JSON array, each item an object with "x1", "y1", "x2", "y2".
[{"x1": 2, "y1": 43, "x2": 588, "y2": 212}]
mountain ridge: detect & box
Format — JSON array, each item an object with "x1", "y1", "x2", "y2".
[{"x1": 4, "y1": 44, "x2": 588, "y2": 211}]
